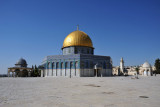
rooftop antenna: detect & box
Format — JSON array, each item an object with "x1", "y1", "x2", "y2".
[{"x1": 77, "y1": 24, "x2": 79, "y2": 30}]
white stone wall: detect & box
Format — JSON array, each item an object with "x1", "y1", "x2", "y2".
[
  {"x1": 43, "y1": 68, "x2": 111, "y2": 77},
  {"x1": 56, "y1": 69, "x2": 60, "y2": 76},
  {"x1": 105, "y1": 69, "x2": 112, "y2": 76},
  {"x1": 66, "y1": 69, "x2": 70, "y2": 77},
  {"x1": 76, "y1": 69, "x2": 80, "y2": 77},
  {"x1": 53, "y1": 69, "x2": 56, "y2": 76},
  {"x1": 80, "y1": 69, "x2": 94, "y2": 77},
  {"x1": 48, "y1": 69, "x2": 52, "y2": 76},
  {"x1": 62, "y1": 69, "x2": 66, "y2": 76},
  {"x1": 71, "y1": 69, "x2": 76, "y2": 77},
  {"x1": 44, "y1": 69, "x2": 47, "y2": 77}
]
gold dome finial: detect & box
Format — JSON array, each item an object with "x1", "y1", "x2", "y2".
[{"x1": 77, "y1": 25, "x2": 79, "y2": 31}]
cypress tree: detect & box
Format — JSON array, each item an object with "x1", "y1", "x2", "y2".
[{"x1": 154, "y1": 58, "x2": 160, "y2": 74}]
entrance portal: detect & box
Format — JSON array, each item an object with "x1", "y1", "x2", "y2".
[{"x1": 94, "y1": 69, "x2": 101, "y2": 77}]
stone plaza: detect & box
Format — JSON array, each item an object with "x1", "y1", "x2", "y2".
[{"x1": 0, "y1": 75, "x2": 160, "y2": 107}]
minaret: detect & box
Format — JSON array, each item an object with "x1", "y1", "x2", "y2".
[
  {"x1": 120, "y1": 57, "x2": 124, "y2": 73},
  {"x1": 77, "y1": 25, "x2": 79, "y2": 30}
]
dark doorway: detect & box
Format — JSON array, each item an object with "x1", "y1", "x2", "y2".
[
  {"x1": 22, "y1": 69, "x2": 28, "y2": 77},
  {"x1": 94, "y1": 69, "x2": 96, "y2": 77},
  {"x1": 94, "y1": 69, "x2": 101, "y2": 77}
]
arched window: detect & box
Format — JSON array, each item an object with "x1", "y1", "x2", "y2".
[
  {"x1": 91, "y1": 49, "x2": 93, "y2": 54},
  {"x1": 48, "y1": 62, "x2": 50, "y2": 69},
  {"x1": 87, "y1": 49, "x2": 89, "y2": 54},
  {"x1": 52, "y1": 62, "x2": 54, "y2": 69},
  {"x1": 68, "y1": 48, "x2": 71, "y2": 53},
  {"x1": 86, "y1": 61, "x2": 89, "y2": 68},
  {"x1": 75, "y1": 48, "x2": 78, "y2": 54},
  {"x1": 103, "y1": 62, "x2": 106, "y2": 69}
]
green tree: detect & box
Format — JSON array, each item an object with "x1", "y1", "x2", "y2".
[
  {"x1": 31, "y1": 65, "x2": 34, "y2": 77},
  {"x1": 135, "y1": 66, "x2": 139, "y2": 74},
  {"x1": 154, "y1": 58, "x2": 160, "y2": 74},
  {"x1": 34, "y1": 65, "x2": 38, "y2": 77}
]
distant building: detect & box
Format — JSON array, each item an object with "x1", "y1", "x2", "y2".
[
  {"x1": 8, "y1": 58, "x2": 32, "y2": 77},
  {"x1": 39, "y1": 28, "x2": 112, "y2": 77},
  {"x1": 139, "y1": 62, "x2": 154, "y2": 76},
  {"x1": 113, "y1": 58, "x2": 155, "y2": 76}
]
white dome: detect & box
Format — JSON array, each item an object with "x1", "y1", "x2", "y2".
[{"x1": 142, "y1": 62, "x2": 151, "y2": 68}]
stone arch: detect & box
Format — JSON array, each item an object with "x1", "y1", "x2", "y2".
[
  {"x1": 91, "y1": 49, "x2": 94, "y2": 54},
  {"x1": 70, "y1": 62, "x2": 74, "y2": 69},
  {"x1": 65, "y1": 62, "x2": 68, "y2": 76},
  {"x1": 70, "y1": 61, "x2": 74, "y2": 77},
  {"x1": 147, "y1": 69, "x2": 151, "y2": 76},
  {"x1": 47, "y1": 62, "x2": 50, "y2": 76},
  {"x1": 75, "y1": 61, "x2": 78, "y2": 75},
  {"x1": 81, "y1": 61, "x2": 85, "y2": 76},
  {"x1": 65, "y1": 62, "x2": 68, "y2": 68},
  {"x1": 52, "y1": 62, "x2": 54, "y2": 76},
  {"x1": 56, "y1": 62, "x2": 59, "y2": 76},
  {"x1": 22, "y1": 69, "x2": 28, "y2": 77},
  {"x1": 75, "y1": 47, "x2": 78, "y2": 54},
  {"x1": 47, "y1": 62, "x2": 50, "y2": 69},
  {"x1": 61, "y1": 62, "x2": 63, "y2": 69},
  {"x1": 56, "y1": 62, "x2": 59, "y2": 68},
  {"x1": 75, "y1": 61, "x2": 78, "y2": 68},
  {"x1": 52, "y1": 62, "x2": 54, "y2": 69},
  {"x1": 68, "y1": 48, "x2": 71, "y2": 53},
  {"x1": 60, "y1": 62, "x2": 63, "y2": 76},
  {"x1": 14, "y1": 69, "x2": 20, "y2": 77}
]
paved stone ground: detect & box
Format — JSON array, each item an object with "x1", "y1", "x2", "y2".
[{"x1": 0, "y1": 75, "x2": 160, "y2": 107}]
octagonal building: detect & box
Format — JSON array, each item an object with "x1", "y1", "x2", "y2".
[{"x1": 40, "y1": 28, "x2": 112, "y2": 77}]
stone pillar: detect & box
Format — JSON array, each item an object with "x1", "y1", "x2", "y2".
[
  {"x1": 41, "y1": 70, "x2": 43, "y2": 77},
  {"x1": 12, "y1": 72, "x2": 14, "y2": 77},
  {"x1": 13, "y1": 72, "x2": 15, "y2": 77},
  {"x1": 8, "y1": 71, "x2": 10, "y2": 77},
  {"x1": 28, "y1": 71, "x2": 31, "y2": 77},
  {"x1": 15, "y1": 72, "x2": 17, "y2": 77},
  {"x1": 45, "y1": 69, "x2": 47, "y2": 77},
  {"x1": 70, "y1": 67, "x2": 71, "y2": 78}
]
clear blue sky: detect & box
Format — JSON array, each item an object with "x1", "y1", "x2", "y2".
[{"x1": 0, "y1": 0, "x2": 160, "y2": 74}]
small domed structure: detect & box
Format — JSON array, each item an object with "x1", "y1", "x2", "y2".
[
  {"x1": 16, "y1": 58, "x2": 27, "y2": 65},
  {"x1": 15, "y1": 58, "x2": 27, "y2": 67},
  {"x1": 8, "y1": 58, "x2": 32, "y2": 77},
  {"x1": 142, "y1": 61, "x2": 152, "y2": 76},
  {"x1": 142, "y1": 62, "x2": 151, "y2": 68}
]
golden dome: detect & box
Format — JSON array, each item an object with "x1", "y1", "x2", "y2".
[{"x1": 62, "y1": 30, "x2": 93, "y2": 49}]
